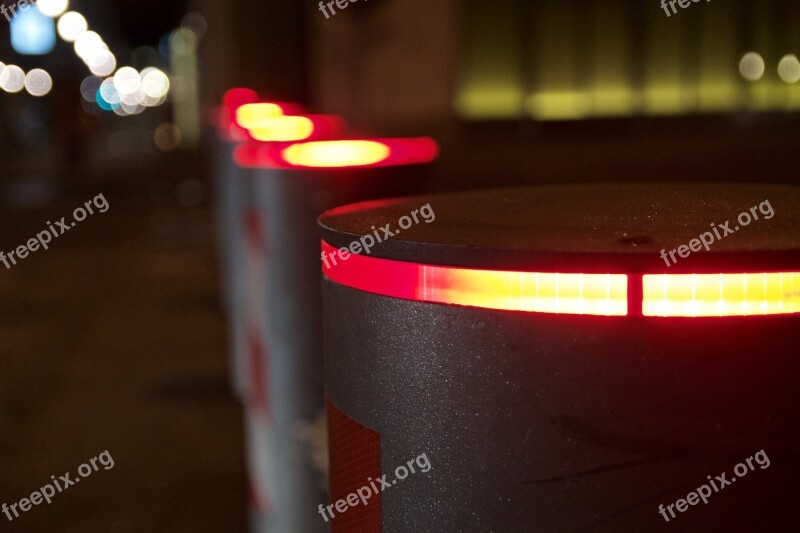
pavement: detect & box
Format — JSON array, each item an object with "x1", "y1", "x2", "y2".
[{"x1": 0, "y1": 153, "x2": 247, "y2": 532}]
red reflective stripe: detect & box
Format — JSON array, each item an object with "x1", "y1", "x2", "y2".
[{"x1": 327, "y1": 399, "x2": 382, "y2": 532}]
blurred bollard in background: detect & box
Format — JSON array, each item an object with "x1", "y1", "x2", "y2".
[
  {"x1": 211, "y1": 88, "x2": 259, "y2": 399},
  {"x1": 228, "y1": 131, "x2": 437, "y2": 530}
]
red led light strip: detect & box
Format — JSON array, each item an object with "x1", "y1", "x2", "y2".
[
  {"x1": 321, "y1": 242, "x2": 629, "y2": 316},
  {"x1": 643, "y1": 272, "x2": 800, "y2": 317},
  {"x1": 321, "y1": 243, "x2": 800, "y2": 318},
  {"x1": 242, "y1": 114, "x2": 345, "y2": 143},
  {"x1": 216, "y1": 89, "x2": 305, "y2": 141},
  {"x1": 234, "y1": 138, "x2": 438, "y2": 170}
]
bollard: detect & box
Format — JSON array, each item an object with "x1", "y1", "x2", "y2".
[
  {"x1": 234, "y1": 136, "x2": 439, "y2": 532},
  {"x1": 319, "y1": 184, "x2": 800, "y2": 531},
  {"x1": 212, "y1": 88, "x2": 259, "y2": 399},
  {"x1": 213, "y1": 90, "x2": 309, "y2": 400}
]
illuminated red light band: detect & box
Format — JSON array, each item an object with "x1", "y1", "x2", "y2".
[
  {"x1": 321, "y1": 242, "x2": 800, "y2": 318},
  {"x1": 321, "y1": 242, "x2": 629, "y2": 316},
  {"x1": 218, "y1": 89, "x2": 305, "y2": 140},
  {"x1": 223, "y1": 88, "x2": 259, "y2": 116},
  {"x1": 243, "y1": 115, "x2": 345, "y2": 143},
  {"x1": 235, "y1": 138, "x2": 439, "y2": 169},
  {"x1": 233, "y1": 102, "x2": 306, "y2": 129},
  {"x1": 218, "y1": 89, "x2": 260, "y2": 140},
  {"x1": 643, "y1": 272, "x2": 800, "y2": 317}
]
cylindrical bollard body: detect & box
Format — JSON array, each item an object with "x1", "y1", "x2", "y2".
[
  {"x1": 212, "y1": 132, "x2": 251, "y2": 398},
  {"x1": 238, "y1": 140, "x2": 437, "y2": 531},
  {"x1": 320, "y1": 184, "x2": 800, "y2": 531}
]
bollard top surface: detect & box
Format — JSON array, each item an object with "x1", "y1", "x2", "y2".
[{"x1": 319, "y1": 183, "x2": 800, "y2": 273}]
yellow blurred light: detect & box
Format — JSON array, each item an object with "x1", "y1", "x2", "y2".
[
  {"x1": 739, "y1": 52, "x2": 765, "y2": 82},
  {"x1": 590, "y1": 87, "x2": 637, "y2": 117},
  {"x1": 696, "y1": 83, "x2": 741, "y2": 111},
  {"x1": 235, "y1": 103, "x2": 284, "y2": 128},
  {"x1": 526, "y1": 91, "x2": 592, "y2": 120},
  {"x1": 281, "y1": 141, "x2": 391, "y2": 168},
  {"x1": 777, "y1": 54, "x2": 800, "y2": 84},
  {"x1": 455, "y1": 87, "x2": 523, "y2": 119},
  {"x1": 249, "y1": 116, "x2": 314, "y2": 142},
  {"x1": 643, "y1": 273, "x2": 800, "y2": 317},
  {"x1": 642, "y1": 86, "x2": 696, "y2": 115}
]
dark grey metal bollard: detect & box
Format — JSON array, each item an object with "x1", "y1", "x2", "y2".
[{"x1": 320, "y1": 184, "x2": 800, "y2": 532}]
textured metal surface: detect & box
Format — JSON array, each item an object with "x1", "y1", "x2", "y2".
[
  {"x1": 319, "y1": 184, "x2": 800, "y2": 272},
  {"x1": 323, "y1": 280, "x2": 800, "y2": 532}
]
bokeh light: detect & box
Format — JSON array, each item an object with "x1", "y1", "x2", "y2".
[
  {"x1": 2, "y1": 4, "x2": 174, "y2": 113},
  {"x1": 113, "y1": 67, "x2": 141, "y2": 95},
  {"x1": 777, "y1": 54, "x2": 800, "y2": 84},
  {"x1": 80, "y1": 76, "x2": 103, "y2": 102},
  {"x1": 739, "y1": 52, "x2": 766, "y2": 82},
  {"x1": 74, "y1": 31, "x2": 105, "y2": 61},
  {"x1": 98, "y1": 78, "x2": 121, "y2": 107},
  {"x1": 88, "y1": 50, "x2": 117, "y2": 77},
  {"x1": 11, "y1": 6, "x2": 57, "y2": 55},
  {"x1": 169, "y1": 28, "x2": 199, "y2": 55},
  {"x1": 154, "y1": 123, "x2": 182, "y2": 150},
  {"x1": 0, "y1": 65, "x2": 26, "y2": 93},
  {"x1": 38, "y1": 0, "x2": 70, "y2": 18},
  {"x1": 120, "y1": 101, "x2": 145, "y2": 116},
  {"x1": 56, "y1": 11, "x2": 87, "y2": 42},
  {"x1": 24, "y1": 69, "x2": 53, "y2": 97},
  {"x1": 141, "y1": 68, "x2": 170, "y2": 99}
]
